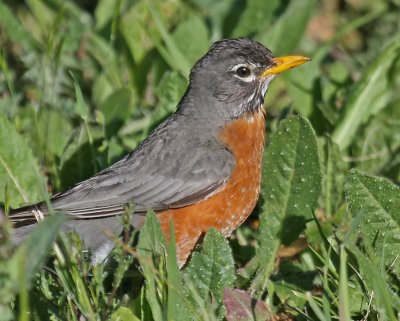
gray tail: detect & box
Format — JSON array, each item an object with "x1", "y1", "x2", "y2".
[{"x1": 8, "y1": 202, "x2": 48, "y2": 228}]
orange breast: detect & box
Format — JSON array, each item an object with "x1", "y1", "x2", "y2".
[{"x1": 157, "y1": 111, "x2": 266, "y2": 266}]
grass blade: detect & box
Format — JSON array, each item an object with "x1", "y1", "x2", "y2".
[
  {"x1": 332, "y1": 34, "x2": 400, "y2": 150},
  {"x1": 338, "y1": 246, "x2": 351, "y2": 321}
]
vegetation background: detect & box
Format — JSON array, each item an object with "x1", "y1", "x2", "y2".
[{"x1": 0, "y1": 0, "x2": 399, "y2": 320}]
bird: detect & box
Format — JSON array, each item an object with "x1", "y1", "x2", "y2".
[{"x1": 8, "y1": 38, "x2": 309, "y2": 266}]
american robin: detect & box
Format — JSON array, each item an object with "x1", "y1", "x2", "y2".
[{"x1": 8, "y1": 38, "x2": 309, "y2": 266}]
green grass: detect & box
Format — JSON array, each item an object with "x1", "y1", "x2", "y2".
[{"x1": 1, "y1": 0, "x2": 400, "y2": 320}]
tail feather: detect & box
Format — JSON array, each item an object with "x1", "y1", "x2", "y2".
[{"x1": 8, "y1": 202, "x2": 48, "y2": 227}]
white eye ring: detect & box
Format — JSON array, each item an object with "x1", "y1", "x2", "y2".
[{"x1": 232, "y1": 64, "x2": 256, "y2": 82}]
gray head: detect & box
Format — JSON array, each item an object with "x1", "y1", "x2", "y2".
[{"x1": 177, "y1": 38, "x2": 309, "y2": 122}]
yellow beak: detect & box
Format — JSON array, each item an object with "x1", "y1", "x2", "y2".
[{"x1": 259, "y1": 56, "x2": 310, "y2": 78}]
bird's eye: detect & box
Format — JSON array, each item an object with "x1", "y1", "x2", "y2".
[{"x1": 235, "y1": 66, "x2": 251, "y2": 78}]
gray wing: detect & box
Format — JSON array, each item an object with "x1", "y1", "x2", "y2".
[{"x1": 9, "y1": 115, "x2": 235, "y2": 223}]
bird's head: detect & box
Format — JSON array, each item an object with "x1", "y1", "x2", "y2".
[{"x1": 180, "y1": 38, "x2": 309, "y2": 120}]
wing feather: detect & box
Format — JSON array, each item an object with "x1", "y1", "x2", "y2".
[{"x1": 9, "y1": 115, "x2": 235, "y2": 224}]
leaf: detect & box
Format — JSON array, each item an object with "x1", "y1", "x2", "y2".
[
  {"x1": 146, "y1": 0, "x2": 191, "y2": 77},
  {"x1": 120, "y1": 1, "x2": 155, "y2": 64},
  {"x1": 272, "y1": 261, "x2": 313, "y2": 309},
  {"x1": 184, "y1": 229, "x2": 236, "y2": 319},
  {"x1": 26, "y1": 0, "x2": 55, "y2": 28},
  {"x1": 137, "y1": 211, "x2": 166, "y2": 263},
  {"x1": 231, "y1": 0, "x2": 279, "y2": 37},
  {"x1": 351, "y1": 100, "x2": 400, "y2": 177},
  {"x1": 59, "y1": 125, "x2": 104, "y2": 190},
  {"x1": 172, "y1": 15, "x2": 209, "y2": 66},
  {"x1": 92, "y1": 73, "x2": 114, "y2": 107},
  {"x1": 155, "y1": 71, "x2": 187, "y2": 113},
  {"x1": 0, "y1": 116, "x2": 44, "y2": 207},
  {"x1": 166, "y1": 220, "x2": 190, "y2": 321},
  {"x1": 371, "y1": 272, "x2": 399, "y2": 321},
  {"x1": 86, "y1": 32, "x2": 122, "y2": 88},
  {"x1": 252, "y1": 115, "x2": 321, "y2": 292},
  {"x1": 94, "y1": 0, "x2": 116, "y2": 30},
  {"x1": 120, "y1": 0, "x2": 180, "y2": 64},
  {"x1": 256, "y1": 0, "x2": 315, "y2": 55},
  {"x1": 0, "y1": 3, "x2": 34, "y2": 46},
  {"x1": 339, "y1": 246, "x2": 351, "y2": 321},
  {"x1": 318, "y1": 136, "x2": 347, "y2": 217},
  {"x1": 346, "y1": 244, "x2": 400, "y2": 314},
  {"x1": 53, "y1": 239, "x2": 97, "y2": 320},
  {"x1": 33, "y1": 108, "x2": 73, "y2": 159},
  {"x1": 137, "y1": 211, "x2": 166, "y2": 321},
  {"x1": 9, "y1": 214, "x2": 66, "y2": 290},
  {"x1": 283, "y1": 68, "x2": 317, "y2": 117},
  {"x1": 191, "y1": 0, "x2": 235, "y2": 40},
  {"x1": 345, "y1": 169, "x2": 400, "y2": 277},
  {"x1": 110, "y1": 307, "x2": 140, "y2": 321},
  {"x1": 71, "y1": 72, "x2": 90, "y2": 120},
  {"x1": 224, "y1": 288, "x2": 273, "y2": 321},
  {"x1": 99, "y1": 88, "x2": 134, "y2": 138},
  {"x1": 255, "y1": 0, "x2": 315, "y2": 115},
  {"x1": 284, "y1": 8, "x2": 383, "y2": 117},
  {"x1": 332, "y1": 34, "x2": 400, "y2": 150},
  {"x1": 166, "y1": 220, "x2": 179, "y2": 320}
]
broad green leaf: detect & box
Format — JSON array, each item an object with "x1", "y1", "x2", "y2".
[
  {"x1": 32, "y1": 108, "x2": 72, "y2": 159},
  {"x1": 0, "y1": 116, "x2": 44, "y2": 207},
  {"x1": 155, "y1": 71, "x2": 187, "y2": 113},
  {"x1": 130, "y1": 71, "x2": 187, "y2": 140},
  {"x1": 345, "y1": 169, "x2": 400, "y2": 277},
  {"x1": 190, "y1": 0, "x2": 235, "y2": 40},
  {"x1": 224, "y1": 288, "x2": 273, "y2": 321},
  {"x1": 332, "y1": 35, "x2": 400, "y2": 150},
  {"x1": 9, "y1": 214, "x2": 66, "y2": 290},
  {"x1": 137, "y1": 211, "x2": 166, "y2": 321},
  {"x1": 59, "y1": 125, "x2": 104, "y2": 190},
  {"x1": 120, "y1": 1, "x2": 157, "y2": 64},
  {"x1": 92, "y1": 73, "x2": 114, "y2": 107},
  {"x1": 256, "y1": 0, "x2": 315, "y2": 55},
  {"x1": 110, "y1": 307, "x2": 140, "y2": 321},
  {"x1": 172, "y1": 15, "x2": 209, "y2": 66},
  {"x1": 99, "y1": 88, "x2": 134, "y2": 138},
  {"x1": 184, "y1": 229, "x2": 235, "y2": 319},
  {"x1": 232, "y1": 0, "x2": 279, "y2": 37},
  {"x1": 252, "y1": 116, "x2": 321, "y2": 293},
  {"x1": 94, "y1": 0, "x2": 116, "y2": 30}
]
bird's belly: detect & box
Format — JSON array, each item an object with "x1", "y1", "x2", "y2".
[{"x1": 157, "y1": 111, "x2": 266, "y2": 266}]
